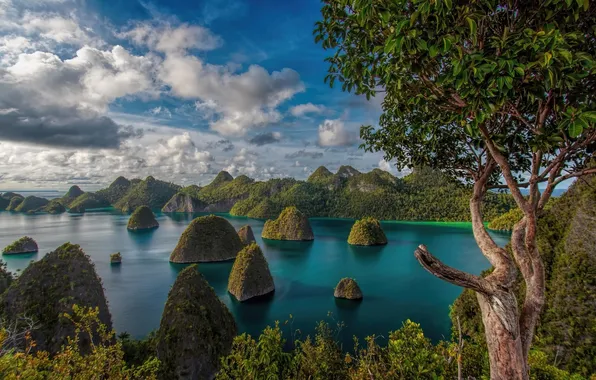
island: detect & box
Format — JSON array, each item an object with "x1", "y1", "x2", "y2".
[
  {"x1": 127, "y1": 206, "x2": 159, "y2": 231},
  {"x1": 2, "y1": 236, "x2": 38, "y2": 255},
  {"x1": 237, "y1": 225, "x2": 256, "y2": 245},
  {"x1": 161, "y1": 192, "x2": 205, "y2": 212},
  {"x1": 156, "y1": 265, "x2": 237, "y2": 379},
  {"x1": 44, "y1": 200, "x2": 66, "y2": 214},
  {"x1": 5, "y1": 196, "x2": 24, "y2": 211},
  {"x1": 110, "y1": 252, "x2": 122, "y2": 264},
  {"x1": 261, "y1": 206, "x2": 314, "y2": 241},
  {"x1": 169, "y1": 215, "x2": 244, "y2": 263},
  {"x1": 347, "y1": 217, "x2": 388, "y2": 246},
  {"x1": 0, "y1": 243, "x2": 112, "y2": 354},
  {"x1": 334, "y1": 278, "x2": 363, "y2": 300},
  {"x1": 228, "y1": 243, "x2": 275, "y2": 301}
]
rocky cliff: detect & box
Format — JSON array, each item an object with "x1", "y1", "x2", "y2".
[
  {"x1": 261, "y1": 206, "x2": 314, "y2": 241},
  {"x1": 127, "y1": 206, "x2": 159, "y2": 231},
  {"x1": 347, "y1": 217, "x2": 388, "y2": 246},
  {"x1": 228, "y1": 243, "x2": 275, "y2": 302}
]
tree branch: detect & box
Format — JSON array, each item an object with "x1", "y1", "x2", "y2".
[{"x1": 414, "y1": 245, "x2": 495, "y2": 296}]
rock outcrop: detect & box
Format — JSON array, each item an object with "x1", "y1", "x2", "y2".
[
  {"x1": 261, "y1": 206, "x2": 314, "y2": 241},
  {"x1": 110, "y1": 252, "x2": 122, "y2": 264},
  {"x1": 237, "y1": 225, "x2": 256, "y2": 245},
  {"x1": 127, "y1": 206, "x2": 159, "y2": 231},
  {"x1": 162, "y1": 192, "x2": 206, "y2": 213},
  {"x1": 228, "y1": 243, "x2": 275, "y2": 302},
  {"x1": 334, "y1": 278, "x2": 363, "y2": 300},
  {"x1": 170, "y1": 215, "x2": 244, "y2": 263},
  {"x1": 0, "y1": 243, "x2": 113, "y2": 354},
  {"x1": 14, "y1": 196, "x2": 49, "y2": 213},
  {"x1": 347, "y1": 217, "x2": 388, "y2": 246},
  {"x1": 2, "y1": 236, "x2": 38, "y2": 254},
  {"x1": 156, "y1": 265, "x2": 237, "y2": 379}
]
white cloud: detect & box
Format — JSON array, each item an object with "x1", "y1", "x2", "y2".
[
  {"x1": 290, "y1": 102, "x2": 326, "y2": 117},
  {"x1": 378, "y1": 158, "x2": 393, "y2": 172},
  {"x1": 121, "y1": 21, "x2": 222, "y2": 53},
  {"x1": 318, "y1": 119, "x2": 356, "y2": 147}
]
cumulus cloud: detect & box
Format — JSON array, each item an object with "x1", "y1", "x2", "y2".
[
  {"x1": 318, "y1": 119, "x2": 356, "y2": 147},
  {"x1": 378, "y1": 158, "x2": 393, "y2": 172},
  {"x1": 121, "y1": 21, "x2": 222, "y2": 53},
  {"x1": 248, "y1": 131, "x2": 282, "y2": 146},
  {"x1": 207, "y1": 139, "x2": 235, "y2": 152},
  {"x1": 0, "y1": 45, "x2": 156, "y2": 147},
  {"x1": 290, "y1": 103, "x2": 326, "y2": 117},
  {"x1": 285, "y1": 150, "x2": 323, "y2": 159}
]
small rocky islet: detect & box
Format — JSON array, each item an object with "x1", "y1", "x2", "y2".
[
  {"x1": 261, "y1": 206, "x2": 314, "y2": 241},
  {"x1": 237, "y1": 225, "x2": 256, "y2": 245},
  {"x1": 2, "y1": 236, "x2": 38, "y2": 255},
  {"x1": 347, "y1": 217, "x2": 388, "y2": 246},
  {"x1": 228, "y1": 243, "x2": 275, "y2": 302},
  {"x1": 127, "y1": 205, "x2": 159, "y2": 231},
  {"x1": 110, "y1": 252, "x2": 122, "y2": 264},
  {"x1": 334, "y1": 278, "x2": 363, "y2": 300},
  {"x1": 170, "y1": 215, "x2": 244, "y2": 263}
]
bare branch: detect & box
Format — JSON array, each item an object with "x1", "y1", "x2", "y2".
[{"x1": 414, "y1": 245, "x2": 495, "y2": 295}]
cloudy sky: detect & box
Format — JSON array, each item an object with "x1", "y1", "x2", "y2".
[{"x1": 0, "y1": 0, "x2": 394, "y2": 190}]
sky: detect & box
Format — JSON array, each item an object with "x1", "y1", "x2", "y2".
[{"x1": 0, "y1": 0, "x2": 393, "y2": 190}]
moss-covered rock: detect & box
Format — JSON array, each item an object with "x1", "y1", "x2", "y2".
[
  {"x1": 43, "y1": 199, "x2": 66, "y2": 214},
  {"x1": 14, "y1": 196, "x2": 49, "y2": 213},
  {"x1": 161, "y1": 192, "x2": 206, "y2": 213},
  {"x1": 0, "y1": 243, "x2": 112, "y2": 354},
  {"x1": 334, "y1": 278, "x2": 363, "y2": 300},
  {"x1": 228, "y1": 243, "x2": 274, "y2": 301},
  {"x1": 347, "y1": 217, "x2": 388, "y2": 246},
  {"x1": 2, "y1": 236, "x2": 38, "y2": 254},
  {"x1": 110, "y1": 252, "x2": 122, "y2": 264},
  {"x1": 156, "y1": 265, "x2": 237, "y2": 379},
  {"x1": 127, "y1": 206, "x2": 159, "y2": 231},
  {"x1": 237, "y1": 225, "x2": 256, "y2": 245},
  {"x1": 170, "y1": 215, "x2": 244, "y2": 263},
  {"x1": 261, "y1": 206, "x2": 314, "y2": 241}
]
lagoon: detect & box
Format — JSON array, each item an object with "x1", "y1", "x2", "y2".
[{"x1": 0, "y1": 211, "x2": 509, "y2": 347}]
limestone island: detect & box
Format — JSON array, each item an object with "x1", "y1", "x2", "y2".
[
  {"x1": 334, "y1": 278, "x2": 363, "y2": 300},
  {"x1": 170, "y1": 215, "x2": 244, "y2": 263},
  {"x1": 228, "y1": 243, "x2": 275, "y2": 302},
  {"x1": 237, "y1": 225, "x2": 256, "y2": 245},
  {"x1": 0, "y1": 243, "x2": 112, "y2": 354},
  {"x1": 2, "y1": 236, "x2": 38, "y2": 255},
  {"x1": 127, "y1": 206, "x2": 159, "y2": 231},
  {"x1": 44, "y1": 200, "x2": 66, "y2": 214},
  {"x1": 110, "y1": 252, "x2": 122, "y2": 264},
  {"x1": 261, "y1": 206, "x2": 314, "y2": 241},
  {"x1": 161, "y1": 192, "x2": 205, "y2": 213},
  {"x1": 157, "y1": 265, "x2": 237, "y2": 379},
  {"x1": 347, "y1": 217, "x2": 388, "y2": 246}
]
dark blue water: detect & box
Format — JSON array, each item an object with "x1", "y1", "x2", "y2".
[{"x1": 0, "y1": 211, "x2": 509, "y2": 346}]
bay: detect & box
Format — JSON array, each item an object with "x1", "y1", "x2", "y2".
[{"x1": 0, "y1": 211, "x2": 510, "y2": 347}]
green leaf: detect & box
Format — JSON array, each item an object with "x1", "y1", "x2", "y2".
[
  {"x1": 466, "y1": 17, "x2": 477, "y2": 36},
  {"x1": 443, "y1": 38, "x2": 452, "y2": 52},
  {"x1": 444, "y1": 0, "x2": 453, "y2": 9},
  {"x1": 581, "y1": 111, "x2": 596, "y2": 122},
  {"x1": 514, "y1": 67, "x2": 525, "y2": 77},
  {"x1": 429, "y1": 45, "x2": 439, "y2": 57},
  {"x1": 569, "y1": 121, "x2": 583, "y2": 138}
]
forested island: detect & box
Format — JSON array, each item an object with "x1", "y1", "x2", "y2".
[{"x1": 0, "y1": 166, "x2": 516, "y2": 223}]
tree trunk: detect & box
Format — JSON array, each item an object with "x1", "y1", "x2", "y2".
[{"x1": 477, "y1": 291, "x2": 528, "y2": 380}]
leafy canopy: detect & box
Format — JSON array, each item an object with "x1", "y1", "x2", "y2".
[{"x1": 315, "y1": 0, "x2": 596, "y2": 184}]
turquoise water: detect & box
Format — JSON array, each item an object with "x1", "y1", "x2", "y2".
[{"x1": 0, "y1": 211, "x2": 510, "y2": 346}]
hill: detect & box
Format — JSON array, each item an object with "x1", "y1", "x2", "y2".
[{"x1": 114, "y1": 176, "x2": 180, "y2": 212}]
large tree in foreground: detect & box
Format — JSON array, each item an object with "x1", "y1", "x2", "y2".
[{"x1": 316, "y1": 1, "x2": 595, "y2": 378}]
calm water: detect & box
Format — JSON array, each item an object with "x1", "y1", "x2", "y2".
[{"x1": 0, "y1": 211, "x2": 509, "y2": 346}]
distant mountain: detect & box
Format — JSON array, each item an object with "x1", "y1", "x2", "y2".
[{"x1": 114, "y1": 176, "x2": 181, "y2": 212}]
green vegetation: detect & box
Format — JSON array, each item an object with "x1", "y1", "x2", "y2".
[
  {"x1": 307, "y1": 166, "x2": 333, "y2": 183},
  {"x1": 228, "y1": 243, "x2": 275, "y2": 302},
  {"x1": 169, "y1": 215, "x2": 244, "y2": 263},
  {"x1": 237, "y1": 225, "x2": 256, "y2": 245},
  {"x1": 110, "y1": 252, "x2": 122, "y2": 264},
  {"x1": 156, "y1": 265, "x2": 236, "y2": 379},
  {"x1": 197, "y1": 173, "x2": 253, "y2": 205},
  {"x1": 43, "y1": 200, "x2": 66, "y2": 214},
  {"x1": 114, "y1": 176, "x2": 180, "y2": 212},
  {"x1": 333, "y1": 278, "x2": 363, "y2": 300},
  {"x1": 96, "y1": 176, "x2": 133, "y2": 205},
  {"x1": 0, "y1": 260, "x2": 13, "y2": 295},
  {"x1": 14, "y1": 196, "x2": 48, "y2": 213},
  {"x1": 127, "y1": 206, "x2": 159, "y2": 231},
  {"x1": 0, "y1": 243, "x2": 112, "y2": 355},
  {"x1": 262, "y1": 206, "x2": 314, "y2": 241},
  {"x1": 4, "y1": 196, "x2": 23, "y2": 211},
  {"x1": 0, "y1": 305, "x2": 158, "y2": 379},
  {"x1": 2, "y1": 236, "x2": 38, "y2": 255},
  {"x1": 68, "y1": 192, "x2": 111, "y2": 213},
  {"x1": 347, "y1": 217, "x2": 387, "y2": 246},
  {"x1": 60, "y1": 185, "x2": 85, "y2": 207},
  {"x1": 488, "y1": 208, "x2": 524, "y2": 231}
]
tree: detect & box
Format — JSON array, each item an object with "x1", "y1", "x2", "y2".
[{"x1": 315, "y1": 1, "x2": 596, "y2": 379}]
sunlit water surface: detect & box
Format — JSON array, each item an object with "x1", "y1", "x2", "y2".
[{"x1": 0, "y1": 211, "x2": 509, "y2": 346}]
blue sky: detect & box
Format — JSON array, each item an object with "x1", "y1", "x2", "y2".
[{"x1": 0, "y1": 0, "x2": 390, "y2": 190}]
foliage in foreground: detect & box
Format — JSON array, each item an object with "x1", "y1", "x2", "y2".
[{"x1": 0, "y1": 305, "x2": 159, "y2": 380}]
